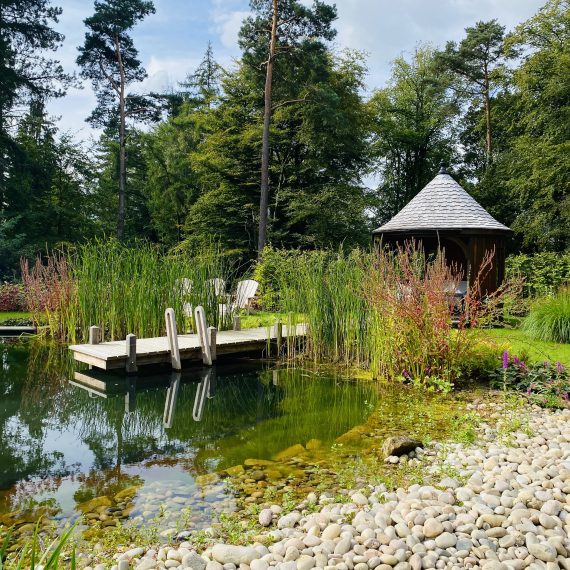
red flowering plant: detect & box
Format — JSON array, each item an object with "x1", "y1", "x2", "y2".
[{"x1": 0, "y1": 282, "x2": 25, "y2": 311}]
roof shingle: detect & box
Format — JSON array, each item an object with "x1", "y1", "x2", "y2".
[{"x1": 373, "y1": 173, "x2": 511, "y2": 233}]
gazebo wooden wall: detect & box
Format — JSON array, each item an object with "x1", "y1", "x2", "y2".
[{"x1": 375, "y1": 230, "x2": 508, "y2": 295}]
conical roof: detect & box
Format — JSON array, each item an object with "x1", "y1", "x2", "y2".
[{"x1": 373, "y1": 170, "x2": 511, "y2": 234}]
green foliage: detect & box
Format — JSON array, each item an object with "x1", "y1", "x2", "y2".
[
  {"x1": 21, "y1": 240, "x2": 239, "y2": 342},
  {"x1": 523, "y1": 287, "x2": 570, "y2": 344},
  {"x1": 76, "y1": 0, "x2": 157, "y2": 128},
  {"x1": 506, "y1": 252, "x2": 570, "y2": 297},
  {"x1": 267, "y1": 244, "x2": 507, "y2": 389},
  {"x1": 491, "y1": 351, "x2": 570, "y2": 408},
  {"x1": 369, "y1": 46, "x2": 458, "y2": 223},
  {"x1": 0, "y1": 520, "x2": 77, "y2": 569}
]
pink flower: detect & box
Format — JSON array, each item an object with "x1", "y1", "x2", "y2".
[{"x1": 502, "y1": 351, "x2": 509, "y2": 369}]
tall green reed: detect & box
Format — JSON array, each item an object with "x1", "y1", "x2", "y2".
[{"x1": 22, "y1": 240, "x2": 240, "y2": 342}]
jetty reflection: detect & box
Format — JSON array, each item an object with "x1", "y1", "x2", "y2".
[{"x1": 71, "y1": 366, "x2": 219, "y2": 427}]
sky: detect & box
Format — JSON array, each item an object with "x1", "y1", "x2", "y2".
[{"x1": 49, "y1": 0, "x2": 545, "y2": 140}]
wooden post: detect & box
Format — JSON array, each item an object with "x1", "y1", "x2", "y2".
[
  {"x1": 126, "y1": 333, "x2": 137, "y2": 374},
  {"x1": 233, "y1": 315, "x2": 241, "y2": 331},
  {"x1": 89, "y1": 325, "x2": 101, "y2": 345},
  {"x1": 194, "y1": 305, "x2": 212, "y2": 366},
  {"x1": 273, "y1": 319, "x2": 282, "y2": 354},
  {"x1": 208, "y1": 326, "x2": 217, "y2": 362},
  {"x1": 165, "y1": 308, "x2": 182, "y2": 371}
]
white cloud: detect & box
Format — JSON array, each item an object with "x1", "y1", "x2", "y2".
[
  {"x1": 209, "y1": 0, "x2": 250, "y2": 50},
  {"x1": 331, "y1": 0, "x2": 545, "y2": 90}
]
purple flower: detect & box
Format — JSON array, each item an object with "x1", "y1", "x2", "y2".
[
  {"x1": 544, "y1": 361, "x2": 550, "y2": 368},
  {"x1": 513, "y1": 356, "x2": 520, "y2": 365},
  {"x1": 502, "y1": 351, "x2": 509, "y2": 369},
  {"x1": 564, "y1": 393, "x2": 569, "y2": 401},
  {"x1": 556, "y1": 361, "x2": 565, "y2": 373},
  {"x1": 402, "y1": 370, "x2": 411, "y2": 379},
  {"x1": 526, "y1": 386, "x2": 532, "y2": 395}
]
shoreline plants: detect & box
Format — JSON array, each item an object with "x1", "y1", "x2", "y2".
[
  {"x1": 522, "y1": 285, "x2": 570, "y2": 344},
  {"x1": 21, "y1": 241, "x2": 240, "y2": 343},
  {"x1": 260, "y1": 243, "x2": 520, "y2": 390}
]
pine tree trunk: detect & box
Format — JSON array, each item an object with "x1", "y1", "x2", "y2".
[
  {"x1": 257, "y1": 0, "x2": 278, "y2": 255},
  {"x1": 484, "y1": 65, "x2": 492, "y2": 165},
  {"x1": 115, "y1": 35, "x2": 127, "y2": 241}
]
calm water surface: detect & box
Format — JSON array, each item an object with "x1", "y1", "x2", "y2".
[{"x1": 0, "y1": 339, "x2": 378, "y2": 533}]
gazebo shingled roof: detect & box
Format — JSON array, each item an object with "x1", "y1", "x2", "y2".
[
  {"x1": 372, "y1": 165, "x2": 512, "y2": 294},
  {"x1": 373, "y1": 168, "x2": 511, "y2": 234}
]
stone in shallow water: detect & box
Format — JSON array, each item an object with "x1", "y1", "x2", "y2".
[
  {"x1": 273, "y1": 444, "x2": 306, "y2": 461},
  {"x1": 381, "y1": 436, "x2": 422, "y2": 458},
  {"x1": 77, "y1": 496, "x2": 112, "y2": 513}
]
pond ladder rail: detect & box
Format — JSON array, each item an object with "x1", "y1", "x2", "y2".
[
  {"x1": 194, "y1": 305, "x2": 216, "y2": 366},
  {"x1": 165, "y1": 308, "x2": 182, "y2": 371}
]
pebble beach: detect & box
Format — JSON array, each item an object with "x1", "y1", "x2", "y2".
[{"x1": 87, "y1": 401, "x2": 570, "y2": 570}]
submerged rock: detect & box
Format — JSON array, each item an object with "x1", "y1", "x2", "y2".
[
  {"x1": 77, "y1": 496, "x2": 112, "y2": 513},
  {"x1": 381, "y1": 435, "x2": 422, "y2": 457},
  {"x1": 273, "y1": 444, "x2": 306, "y2": 461}
]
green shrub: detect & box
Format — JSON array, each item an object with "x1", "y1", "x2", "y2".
[
  {"x1": 522, "y1": 286, "x2": 570, "y2": 344},
  {"x1": 506, "y1": 252, "x2": 570, "y2": 297}
]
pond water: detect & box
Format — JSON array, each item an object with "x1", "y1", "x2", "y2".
[{"x1": 0, "y1": 338, "x2": 468, "y2": 541}]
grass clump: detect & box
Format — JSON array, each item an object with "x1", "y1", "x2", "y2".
[{"x1": 522, "y1": 286, "x2": 570, "y2": 344}]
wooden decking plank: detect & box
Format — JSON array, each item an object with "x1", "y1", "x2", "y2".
[{"x1": 69, "y1": 324, "x2": 305, "y2": 369}]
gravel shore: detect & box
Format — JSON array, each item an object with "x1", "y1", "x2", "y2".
[{"x1": 102, "y1": 402, "x2": 570, "y2": 570}]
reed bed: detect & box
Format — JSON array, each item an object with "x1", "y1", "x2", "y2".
[
  {"x1": 265, "y1": 244, "x2": 517, "y2": 389},
  {"x1": 22, "y1": 241, "x2": 239, "y2": 342}
]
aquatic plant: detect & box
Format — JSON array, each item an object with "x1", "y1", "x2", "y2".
[
  {"x1": 263, "y1": 243, "x2": 519, "y2": 389},
  {"x1": 21, "y1": 240, "x2": 240, "y2": 342},
  {"x1": 0, "y1": 521, "x2": 77, "y2": 569},
  {"x1": 522, "y1": 286, "x2": 570, "y2": 344}
]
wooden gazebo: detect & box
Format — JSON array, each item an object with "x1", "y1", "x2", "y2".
[{"x1": 372, "y1": 165, "x2": 512, "y2": 294}]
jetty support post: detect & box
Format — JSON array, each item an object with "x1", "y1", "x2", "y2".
[
  {"x1": 208, "y1": 326, "x2": 217, "y2": 362},
  {"x1": 273, "y1": 319, "x2": 283, "y2": 355},
  {"x1": 89, "y1": 325, "x2": 101, "y2": 345},
  {"x1": 165, "y1": 308, "x2": 182, "y2": 371},
  {"x1": 126, "y1": 333, "x2": 137, "y2": 374},
  {"x1": 194, "y1": 305, "x2": 213, "y2": 366}
]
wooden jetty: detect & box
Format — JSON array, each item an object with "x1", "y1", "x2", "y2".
[{"x1": 69, "y1": 318, "x2": 305, "y2": 371}]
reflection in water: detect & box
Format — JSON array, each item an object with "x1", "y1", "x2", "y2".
[
  {"x1": 163, "y1": 372, "x2": 180, "y2": 428},
  {"x1": 0, "y1": 339, "x2": 377, "y2": 533}
]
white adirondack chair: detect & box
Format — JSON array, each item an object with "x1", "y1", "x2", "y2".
[
  {"x1": 206, "y1": 278, "x2": 226, "y2": 297},
  {"x1": 219, "y1": 279, "x2": 259, "y2": 317}
]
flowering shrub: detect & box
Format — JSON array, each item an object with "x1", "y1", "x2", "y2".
[
  {"x1": 491, "y1": 350, "x2": 570, "y2": 408},
  {"x1": 0, "y1": 282, "x2": 25, "y2": 311}
]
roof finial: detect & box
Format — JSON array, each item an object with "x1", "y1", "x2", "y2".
[{"x1": 438, "y1": 161, "x2": 449, "y2": 175}]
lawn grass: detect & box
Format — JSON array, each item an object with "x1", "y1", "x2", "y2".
[
  {"x1": 240, "y1": 311, "x2": 286, "y2": 329},
  {"x1": 483, "y1": 327, "x2": 570, "y2": 366},
  {"x1": 0, "y1": 311, "x2": 32, "y2": 323}
]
